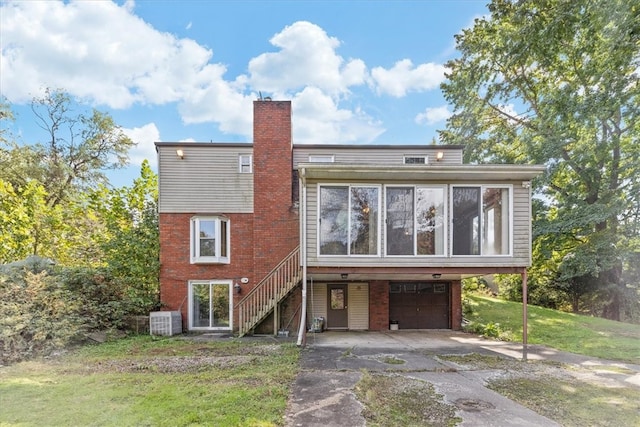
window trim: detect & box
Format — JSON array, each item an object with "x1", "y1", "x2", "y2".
[
  {"x1": 190, "y1": 216, "x2": 231, "y2": 264},
  {"x1": 238, "y1": 154, "x2": 252, "y2": 173},
  {"x1": 317, "y1": 183, "x2": 382, "y2": 257},
  {"x1": 450, "y1": 184, "x2": 513, "y2": 257},
  {"x1": 384, "y1": 184, "x2": 448, "y2": 257},
  {"x1": 188, "y1": 280, "x2": 233, "y2": 331}
]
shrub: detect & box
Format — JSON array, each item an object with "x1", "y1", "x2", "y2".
[
  {"x1": 463, "y1": 320, "x2": 514, "y2": 341},
  {"x1": 0, "y1": 270, "x2": 82, "y2": 364}
]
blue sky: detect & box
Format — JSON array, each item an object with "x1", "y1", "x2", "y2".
[{"x1": 1, "y1": 0, "x2": 488, "y2": 187}]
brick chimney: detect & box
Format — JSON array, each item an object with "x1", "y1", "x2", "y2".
[{"x1": 252, "y1": 100, "x2": 299, "y2": 280}]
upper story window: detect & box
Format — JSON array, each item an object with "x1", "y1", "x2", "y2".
[
  {"x1": 404, "y1": 156, "x2": 426, "y2": 165},
  {"x1": 309, "y1": 155, "x2": 335, "y2": 163},
  {"x1": 451, "y1": 186, "x2": 511, "y2": 256},
  {"x1": 385, "y1": 185, "x2": 447, "y2": 256},
  {"x1": 190, "y1": 216, "x2": 230, "y2": 264},
  {"x1": 318, "y1": 185, "x2": 380, "y2": 256},
  {"x1": 239, "y1": 154, "x2": 252, "y2": 173}
]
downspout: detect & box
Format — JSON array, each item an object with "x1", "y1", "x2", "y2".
[
  {"x1": 522, "y1": 267, "x2": 528, "y2": 361},
  {"x1": 297, "y1": 168, "x2": 308, "y2": 346}
]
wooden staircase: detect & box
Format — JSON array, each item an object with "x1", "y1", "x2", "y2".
[{"x1": 237, "y1": 246, "x2": 301, "y2": 337}]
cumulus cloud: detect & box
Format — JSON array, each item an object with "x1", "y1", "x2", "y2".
[
  {"x1": 371, "y1": 59, "x2": 446, "y2": 97},
  {"x1": 415, "y1": 105, "x2": 452, "y2": 125},
  {"x1": 292, "y1": 87, "x2": 384, "y2": 144},
  {"x1": 1, "y1": 1, "x2": 218, "y2": 108},
  {"x1": 0, "y1": 2, "x2": 447, "y2": 145},
  {"x1": 247, "y1": 21, "x2": 367, "y2": 96},
  {"x1": 123, "y1": 123, "x2": 160, "y2": 167}
]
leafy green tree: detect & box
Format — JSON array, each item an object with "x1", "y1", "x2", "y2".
[
  {"x1": 94, "y1": 160, "x2": 160, "y2": 314},
  {"x1": 0, "y1": 88, "x2": 134, "y2": 208},
  {"x1": 441, "y1": 0, "x2": 640, "y2": 320}
]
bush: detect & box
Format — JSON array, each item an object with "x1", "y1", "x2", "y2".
[
  {"x1": 0, "y1": 269, "x2": 82, "y2": 364},
  {"x1": 61, "y1": 267, "x2": 131, "y2": 330},
  {"x1": 463, "y1": 320, "x2": 514, "y2": 341}
]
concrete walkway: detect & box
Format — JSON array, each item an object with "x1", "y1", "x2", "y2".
[{"x1": 284, "y1": 330, "x2": 640, "y2": 426}]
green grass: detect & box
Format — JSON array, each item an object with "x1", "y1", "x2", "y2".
[
  {"x1": 465, "y1": 294, "x2": 640, "y2": 364},
  {"x1": 488, "y1": 376, "x2": 640, "y2": 427},
  {"x1": 0, "y1": 336, "x2": 299, "y2": 427}
]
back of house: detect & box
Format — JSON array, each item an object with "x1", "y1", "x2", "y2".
[{"x1": 155, "y1": 100, "x2": 544, "y2": 336}]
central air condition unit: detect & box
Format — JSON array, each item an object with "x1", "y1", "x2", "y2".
[{"x1": 149, "y1": 311, "x2": 182, "y2": 336}]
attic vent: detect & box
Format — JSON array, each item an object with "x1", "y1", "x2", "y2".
[
  {"x1": 150, "y1": 311, "x2": 182, "y2": 336},
  {"x1": 404, "y1": 156, "x2": 427, "y2": 164},
  {"x1": 309, "y1": 155, "x2": 335, "y2": 163}
]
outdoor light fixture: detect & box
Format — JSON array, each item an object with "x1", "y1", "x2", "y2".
[
  {"x1": 176, "y1": 149, "x2": 184, "y2": 159},
  {"x1": 341, "y1": 273, "x2": 348, "y2": 279},
  {"x1": 234, "y1": 283, "x2": 242, "y2": 294},
  {"x1": 436, "y1": 151, "x2": 444, "y2": 161},
  {"x1": 432, "y1": 274, "x2": 442, "y2": 279}
]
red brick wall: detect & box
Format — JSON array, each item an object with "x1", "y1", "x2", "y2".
[
  {"x1": 369, "y1": 280, "x2": 390, "y2": 330},
  {"x1": 252, "y1": 100, "x2": 299, "y2": 281},
  {"x1": 159, "y1": 212, "x2": 254, "y2": 327},
  {"x1": 451, "y1": 280, "x2": 462, "y2": 330}
]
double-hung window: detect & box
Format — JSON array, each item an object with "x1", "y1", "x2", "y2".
[
  {"x1": 451, "y1": 186, "x2": 511, "y2": 256},
  {"x1": 385, "y1": 186, "x2": 447, "y2": 256},
  {"x1": 318, "y1": 185, "x2": 380, "y2": 256},
  {"x1": 190, "y1": 216, "x2": 230, "y2": 264}
]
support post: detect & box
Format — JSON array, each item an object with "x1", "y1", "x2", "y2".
[
  {"x1": 522, "y1": 268, "x2": 528, "y2": 361},
  {"x1": 274, "y1": 301, "x2": 279, "y2": 336}
]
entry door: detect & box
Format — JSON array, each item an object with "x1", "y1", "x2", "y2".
[{"x1": 326, "y1": 284, "x2": 348, "y2": 329}]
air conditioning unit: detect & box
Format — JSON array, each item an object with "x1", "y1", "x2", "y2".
[{"x1": 149, "y1": 311, "x2": 182, "y2": 336}]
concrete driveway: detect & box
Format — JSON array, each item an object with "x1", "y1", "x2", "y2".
[{"x1": 284, "y1": 330, "x2": 640, "y2": 426}]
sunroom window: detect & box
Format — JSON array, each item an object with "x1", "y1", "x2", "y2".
[
  {"x1": 385, "y1": 186, "x2": 446, "y2": 256},
  {"x1": 190, "y1": 216, "x2": 230, "y2": 264},
  {"x1": 319, "y1": 185, "x2": 380, "y2": 255},
  {"x1": 451, "y1": 186, "x2": 511, "y2": 256}
]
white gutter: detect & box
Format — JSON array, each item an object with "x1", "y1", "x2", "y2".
[{"x1": 296, "y1": 168, "x2": 308, "y2": 346}]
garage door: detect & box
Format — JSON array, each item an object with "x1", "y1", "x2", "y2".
[{"x1": 389, "y1": 282, "x2": 450, "y2": 329}]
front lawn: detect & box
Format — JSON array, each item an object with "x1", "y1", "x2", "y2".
[{"x1": 0, "y1": 336, "x2": 299, "y2": 427}]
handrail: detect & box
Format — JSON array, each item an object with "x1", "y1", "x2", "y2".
[{"x1": 237, "y1": 246, "x2": 301, "y2": 336}]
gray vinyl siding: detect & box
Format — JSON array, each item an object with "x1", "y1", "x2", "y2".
[
  {"x1": 307, "y1": 283, "x2": 327, "y2": 328},
  {"x1": 158, "y1": 145, "x2": 253, "y2": 213},
  {"x1": 293, "y1": 146, "x2": 463, "y2": 166},
  {"x1": 305, "y1": 181, "x2": 533, "y2": 268}
]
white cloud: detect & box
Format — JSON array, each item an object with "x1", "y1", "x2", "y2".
[
  {"x1": 0, "y1": 1, "x2": 216, "y2": 108},
  {"x1": 123, "y1": 122, "x2": 160, "y2": 167},
  {"x1": 292, "y1": 87, "x2": 384, "y2": 144},
  {"x1": 415, "y1": 105, "x2": 452, "y2": 126},
  {"x1": 247, "y1": 21, "x2": 367, "y2": 96},
  {"x1": 0, "y1": 3, "x2": 386, "y2": 145},
  {"x1": 371, "y1": 59, "x2": 446, "y2": 97}
]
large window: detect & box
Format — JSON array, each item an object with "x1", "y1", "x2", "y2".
[
  {"x1": 452, "y1": 186, "x2": 511, "y2": 255},
  {"x1": 188, "y1": 280, "x2": 232, "y2": 330},
  {"x1": 386, "y1": 186, "x2": 446, "y2": 256},
  {"x1": 319, "y1": 185, "x2": 380, "y2": 255},
  {"x1": 190, "y1": 216, "x2": 230, "y2": 264}
]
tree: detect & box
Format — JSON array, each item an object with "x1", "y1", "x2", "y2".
[
  {"x1": 0, "y1": 88, "x2": 134, "y2": 207},
  {"x1": 441, "y1": 0, "x2": 640, "y2": 320},
  {"x1": 94, "y1": 160, "x2": 160, "y2": 314}
]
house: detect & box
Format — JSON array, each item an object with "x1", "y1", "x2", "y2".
[{"x1": 155, "y1": 100, "x2": 544, "y2": 339}]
